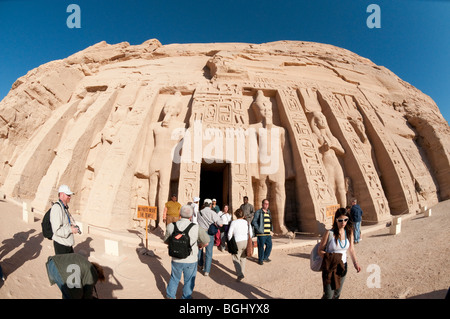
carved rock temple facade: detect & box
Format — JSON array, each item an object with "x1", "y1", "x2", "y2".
[{"x1": 1, "y1": 40, "x2": 449, "y2": 234}]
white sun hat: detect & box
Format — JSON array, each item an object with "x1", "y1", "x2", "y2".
[{"x1": 58, "y1": 184, "x2": 74, "y2": 195}]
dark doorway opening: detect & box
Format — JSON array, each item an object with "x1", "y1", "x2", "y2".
[{"x1": 199, "y1": 161, "x2": 229, "y2": 211}]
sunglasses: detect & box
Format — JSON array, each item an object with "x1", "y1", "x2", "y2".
[{"x1": 337, "y1": 218, "x2": 349, "y2": 223}]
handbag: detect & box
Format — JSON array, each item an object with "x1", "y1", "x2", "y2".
[
  {"x1": 310, "y1": 230, "x2": 333, "y2": 272},
  {"x1": 246, "y1": 222, "x2": 254, "y2": 256},
  {"x1": 228, "y1": 236, "x2": 238, "y2": 254},
  {"x1": 207, "y1": 223, "x2": 219, "y2": 236},
  {"x1": 214, "y1": 229, "x2": 221, "y2": 246},
  {"x1": 199, "y1": 210, "x2": 219, "y2": 236},
  {"x1": 246, "y1": 234, "x2": 254, "y2": 257}
]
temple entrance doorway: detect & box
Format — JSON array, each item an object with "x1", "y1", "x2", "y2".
[{"x1": 199, "y1": 161, "x2": 230, "y2": 211}]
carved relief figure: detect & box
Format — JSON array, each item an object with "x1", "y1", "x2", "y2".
[
  {"x1": 138, "y1": 92, "x2": 186, "y2": 229},
  {"x1": 58, "y1": 93, "x2": 97, "y2": 151},
  {"x1": 250, "y1": 90, "x2": 290, "y2": 234},
  {"x1": 309, "y1": 111, "x2": 347, "y2": 207}
]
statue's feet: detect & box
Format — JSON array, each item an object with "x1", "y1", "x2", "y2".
[{"x1": 275, "y1": 225, "x2": 289, "y2": 236}]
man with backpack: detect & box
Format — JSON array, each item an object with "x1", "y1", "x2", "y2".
[
  {"x1": 50, "y1": 185, "x2": 80, "y2": 254},
  {"x1": 197, "y1": 198, "x2": 224, "y2": 277},
  {"x1": 163, "y1": 205, "x2": 210, "y2": 299}
]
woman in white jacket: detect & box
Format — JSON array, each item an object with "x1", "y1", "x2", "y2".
[{"x1": 227, "y1": 208, "x2": 252, "y2": 281}]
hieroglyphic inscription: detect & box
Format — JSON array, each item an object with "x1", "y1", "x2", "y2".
[
  {"x1": 277, "y1": 88, "x2": 335, "y2": 223},
  {"x1": 321, "y1": 91, "x2": 390, "y2": 220},
  {"x1": 191, "y1": 83, "x2": 246, "y2": 128},
  {"x1": 178, "y1": 162, "x2": 201, "y2": 206},
  {"x1": 178, "y1": 84, "x2": 251, "y2": 206},
  {"x1": 231, "y1": 163, "x2": 252, "y2": 210},
  {"x1": 356, "y1": 93, "x2": 418, "y2": 213}
]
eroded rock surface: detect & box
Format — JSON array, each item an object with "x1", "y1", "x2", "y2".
[{"x1": 1, "y1": 40, "x2": 448, "y2": 233}]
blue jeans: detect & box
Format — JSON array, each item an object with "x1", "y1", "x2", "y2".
[
  {"x1": 323, "y1": 273, "x2": 347, "y2": 299},
  {"x1": 47, "y1": 259, "x2": 71, "y2": 299},
  {"x1": 198, "y1": 234, "x2": 214, "y2": 273},
  {"x1": 354, "y1": 221, "x2": 361, "y2": 243},
  {"x1": 322, "y1": 263, "x2": 348, "y2": 299},
  {"x1": 166, "y1": 261, "x2": 197, "y2": 299},
  {"x1": 257, "y1": 235, "x2": 272, "y2": 263}
]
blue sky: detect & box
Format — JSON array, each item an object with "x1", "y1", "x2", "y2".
[{"x1": 0, "y1": 0, "x2": 449, "y2": 124}]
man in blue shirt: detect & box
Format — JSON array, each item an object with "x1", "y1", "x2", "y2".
[{"x1": 350, "y1": 198, "x2": 363, "y2": 243}]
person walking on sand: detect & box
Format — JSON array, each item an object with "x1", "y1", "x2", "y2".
[
  {"x1": 318, "y1": 207, "x2": 361, "y2": 299},
  {"x1": 164, "y1": 205, "x2": 210, "y2": 299},
  {"x1": 350, "y1": 198, "x2": 363, "y2": 243},
  {"x1": 251, "y1": 199, "x2": 273, "y2": 265},
  {"x1": 197, "y1": 199, "x2": 223, "y2": 276},
  {"x1": 228, "y1": 208, "x2": 252, "y2": 281}
]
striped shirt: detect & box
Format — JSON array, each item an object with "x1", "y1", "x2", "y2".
[{"x1": 258, "y1": 210, "x2": 272, "y2": 236}]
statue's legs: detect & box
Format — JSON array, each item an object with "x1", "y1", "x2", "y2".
[
  {"x1": 254, "y1": 177, "x2": 268, "y2": 212},
  {"x1": 271, "y1": 181, "x2": 288, "y2": 234},
  {"x1": 326, "y1": 161, "x2": 347, "y2": 208},
  {"x1": 157, "y1": 170, "x2": 171, "y2": 230}
]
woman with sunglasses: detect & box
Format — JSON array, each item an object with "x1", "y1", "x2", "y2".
[{"x1": 318, "y1": 207, "x2": 361, "y2": 299}]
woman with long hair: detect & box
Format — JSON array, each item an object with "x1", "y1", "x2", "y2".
[{"x1": 318, "y1": 207, "x2": 361, "y2": 299}]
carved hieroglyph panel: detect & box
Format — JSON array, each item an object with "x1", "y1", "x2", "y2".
[
  {"x1": 355, "y1": 92, "x2": 419, "y2": 214},
  {"x1": 277, "y1": 87, "x2": 335, "y2": 231},
  {"x1": 178, "y1": 83, "x2": 252, "y2": 207},
  {"x1": 190, "y1": 83, "x2": 247, "y2": 129},
  {"x1": 230, "y1": 162, "x2": 253, "y2": 211},
  {"x1": 319, "y1": 91, "x2": 390, "y2": 222}
]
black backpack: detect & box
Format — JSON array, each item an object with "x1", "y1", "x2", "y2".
[
  {"x1": 168, "y1": 222, "x2": 195, "y2": 259},
  {"x1": 41, "y1": 202, "x2": 63, "y2": 240}
]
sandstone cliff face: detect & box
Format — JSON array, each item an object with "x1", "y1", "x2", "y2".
[{"x1": 0, "y1": 40, "x2": 448, "y2": 233}]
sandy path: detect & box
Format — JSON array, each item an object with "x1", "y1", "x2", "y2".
[{"x1": 0, "y1": 198, "x2": 449, "y2": 300}]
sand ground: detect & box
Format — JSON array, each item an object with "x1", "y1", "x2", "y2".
[{"x1": 0, "y1": 197, "x2": 449, "y2": 300}]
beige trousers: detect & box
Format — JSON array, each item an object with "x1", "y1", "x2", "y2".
[{"x1": 232, "y1": 240, "x2": 248, "y2": 277}]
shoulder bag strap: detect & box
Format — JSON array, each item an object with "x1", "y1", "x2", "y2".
[{"x1": 54, "y1": 201, "x2": 68, "y2": 227}]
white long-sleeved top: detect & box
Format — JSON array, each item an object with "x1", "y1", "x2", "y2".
[
  {"x1": 227, "y1": 219, "x2": 252, "y2": 242},
  {"x1": 219, "y1": 212, "x2": 232, "y2": 225}
]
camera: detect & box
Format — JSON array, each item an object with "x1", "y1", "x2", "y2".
[{"x1": 74, "y1": 225, "x2": 82, "y2": 235}]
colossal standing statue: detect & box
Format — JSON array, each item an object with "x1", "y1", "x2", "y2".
[
  {"x1": 138, "y1": 92, "x2": 186, "y2": 229},
  {"x1": 309, "y1": 111, "x2": 347, "y2": 207},
  {"x1": 250, "y1": 90, "x2": 290, "y2": 234}
]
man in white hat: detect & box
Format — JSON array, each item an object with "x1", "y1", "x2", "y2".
[
  {"x1": 197, "y1": 198, "x2": 223, "y2": 276},
  {"x1": 51, "y1": 185, "x2": 80, "y2": 254}
]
